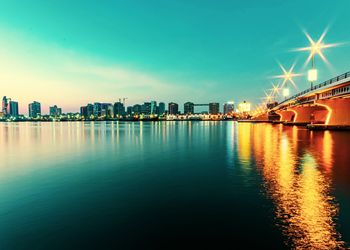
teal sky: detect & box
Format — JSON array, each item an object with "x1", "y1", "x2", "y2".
[{"x1": 0, "y1": 0, "x2": 349, "y2": 113}]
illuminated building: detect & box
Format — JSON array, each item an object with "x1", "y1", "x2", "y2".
[
  {"x1": 223, "y1": 102, "x2": 234, "y2": 115},
  {"x1": 168, "y1": 102, "x2": 178, "y2": 115},
  {"x1": 28, "y1": 101, "x2": 41, "y2": 118},
  {"x1": 209, "y1": 102, "x2": 219, "y2": 115},
  {"x1": 238, "y1": 101, "x2": 251, "y2": 113},
  {"x1": 184, "y1": 102, "x2": 194, "y2": 114}
]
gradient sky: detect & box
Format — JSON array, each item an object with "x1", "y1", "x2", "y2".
[{"x1": 0, "y1": 0, "x2": 350, "y2": 114}]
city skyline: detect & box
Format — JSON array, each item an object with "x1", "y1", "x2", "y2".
[{"x1": 1, "y1": 1, "x2": 350, "y2": 114}]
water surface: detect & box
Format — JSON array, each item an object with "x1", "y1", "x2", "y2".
[{"x1": 0, "y1": 121, "x2": 349, "y2": 249}]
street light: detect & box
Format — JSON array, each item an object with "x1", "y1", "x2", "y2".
[{"x1": 297, "y1": 29, "x2": 339, "y2": 88}]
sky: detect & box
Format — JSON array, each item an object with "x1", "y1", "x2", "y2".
[{"x1": 0, "y1": 0, "x2": 350, "y2": 114}]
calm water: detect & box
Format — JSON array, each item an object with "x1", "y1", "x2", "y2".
[{"x1": 0, "y1": 121, "x2": 349, "y2": 249}]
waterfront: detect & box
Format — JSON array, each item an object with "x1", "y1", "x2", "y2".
[{"x1": 0, "y1": 121, "x2": 349, "y2": 249}]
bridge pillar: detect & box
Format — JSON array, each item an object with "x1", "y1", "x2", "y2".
[
  {"x1": 276, "y1": 110, "x2": 296, "y2": 122},
  {"x1": 316, "y1": 98, "x2": 350, "y2": 125}
]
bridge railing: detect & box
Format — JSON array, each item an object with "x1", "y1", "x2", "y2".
[{"x1": 277, "y1": 71, "x2": 350, "y2": 106}]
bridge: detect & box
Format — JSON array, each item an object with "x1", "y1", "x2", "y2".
[{"x1": 253, "y1": 71, "x2": 350, "y2": 130}]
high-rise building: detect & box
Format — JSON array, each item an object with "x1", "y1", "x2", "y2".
[
  {"x1": 168, "y1": 102, "x2": 179, "y2": 115},
  {"x1": 50, "y1": 105, "x2": 62, "y2": 117},
  {"x1": 150, "y1": 101, "x2": 157, "y2": 115},
  {"x1": 114, "y1": 102, "x2": 125, "y2": 117},
  {"x1": 93, "y1": 103, "x2": 102, "y2": 117},
  {"x1": 9, "y1": 101, "x2": 19, "y2": 117},
  {"x1": 101, "y1": 103, "x2": 113, "y2": 118},
  {"x1": 126, "y1": 106, "x2": 133, "y2": 115},
  {"x1": 209, "y1": 102, "x2": 220, "y2": 115},
  {"x1": 80, "y1": 106, "x2": 87, "y2": 117},
  {"x1": 133, "y1": 104, "x2": 142, "y2": 115},
  {"x1": 2, "y1": 96, "x2": 9, "y2": 115},
  {"x1": 86, "y1": 104, "x2": 94, "y2": 117},
  {"x1": 141, "y1": 102, "x2": 151, "y2": 115},
  {"x1": 28, "y1": 101, "x2": 41, "y2": 118},
  {"x1": 184, "y1": 102, "x2": 194, "y2": 114},
  {"x1": 158, "y1": 102, "x2": 165, "y2": 115},
  {"x1": 223, "y1": 102, "x2": 234, "y2": 115}
]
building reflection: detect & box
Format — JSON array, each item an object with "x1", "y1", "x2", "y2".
[{"x1": 247, "y1": 124, "x2": 345, "y2": 249}]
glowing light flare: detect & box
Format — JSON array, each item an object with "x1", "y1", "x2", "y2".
[
  {"x1": 274, "y1": 63, "x2": 301, "y2": 90},
  {"x1": 296, "y1": 29, "x2": 341, "y2": 67}
]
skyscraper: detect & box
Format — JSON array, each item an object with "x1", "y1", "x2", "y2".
[
  {"x1": 9, "y1": 101, "x2": 19, "y2": 117},
  {"x1": 133, "y1": 104, "x2": 142, "y2": 115},
  {"x1": 114, "y1": 102, "x2": 125, "y2": 117},
  {"x1": 93, "y1": 103, "x2": 102, "y2": 117},
  {"x1": 141, "y1": 102, "x2": 151, "y2": 115},
  {"x1": 28, "y1": 101, "x2": 41, "y2": 118},
  {"x1": 86, "y1": 104, "x2": 94, "y2": 117},
  {"x1": 150, "y1": 101, "x2": 157, "y2": 115},
  {"x1": 2, "y1": 96, "x2": 9, "y2": 115},
  {"x1": 158, "y1": 102, "x2": 165, "y2": 115},
  {"x1": 126, "y1": 106, "x2": 133, "y2": 115},
  {"x1": 184, "y1": 102, "x2": 194, "y2": 114},
  {"x1": 168, "y1": 102, "x2": 178, "y2": 115},
  {"x1": 223, "y1": 102, "x2": 234, "y2": 115},
  {"x1": 209, "y1": 102, "x2": 219, "y2": 115}
]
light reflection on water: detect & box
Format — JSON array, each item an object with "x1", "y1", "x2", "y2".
[
  {"x1": 0, "y1": 121, "x2": 349, "y2": 249},
  {"x1": 248, "y1": 123, "x2": 346, "y2": 249}
]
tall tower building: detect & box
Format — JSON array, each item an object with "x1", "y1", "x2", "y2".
[
  {"x1": 168, "y1": 102, "x2": 179, "y2": 115},
  {"x1": 28, "y1": 101, "x2": 41, "y2": 118},
  {"x1": 2, "y1": 96, "x2": 9, "y2": 115},
  {"x1": 9, "y1": 101, "x2": 19, "y2": 117},
  {"x1": 150, "y1": 101, "x2": 157, "y2": 115},
  {"x1": 209, "y1": 102, "x2": 220, "y2": 115},
  {"x1": 223, "y1": 102, "x2": 234, "y2": 115},
  {"x1": 158, "y1": 102, "x2": 165, "y2": 115},
  {"x1": 184, "y1": 102, "x2": 194, "y2": 114}
]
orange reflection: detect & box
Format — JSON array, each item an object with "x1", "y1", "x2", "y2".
[{"x1": 250, "y1": 124, "x2": 344, "y2": 249}]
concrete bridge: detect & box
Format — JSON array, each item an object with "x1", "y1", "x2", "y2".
[{"x1": 254, "y1": 71, "x2": 350, "y2": 129}]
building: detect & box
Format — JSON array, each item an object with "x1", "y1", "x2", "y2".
[
  {"x1": 168, "y1": 102, "x2": 178, "y2": 115},
  {"x1": 50, "y1": 105, "x2": 62, "y2": 117},
  {"x1": 158, "y1": 102, "x2": 165, "y2": 115},
  {"x1": 209, "y1": 102, "x2": 219, "y2": 115},
  {"x1": 141, "y1": 102, "x2": 151, "y2": 115},
  {"x1": 150, "y1": 101, "x2": 157, "y2": 115},
  {"x1": 80, "y1": 106, "x2": 87, "y2": 118},
  {"x1": 28, "y1": 101, "x2": 41, "y2": 118},
  {"x1": 101, "y1": 103, "x2": 113, "y2": 118},
  {"x1": 126, "y1": 106, "x2": 133, "y2": 115},
  {"x1": 86, "y1": 104, "x2": 94, "y2": 117},
  {"x1": 184, "y1": 102, "x2": 194, "y2": 114},
  {"x1": 2, "y1": 96, "x2": 10, "y2": 115},
  {"x1": 93, "y1": 103, "x2": 102, "y2": 117},
  {"x1": 238, "y1": 101, "x2": 251, "y2": 113},
  {"x1": 133, "y1": 104, "x2": 142, "y2": 115},
  {"x1": 114, "y1": 102, "x2": 125, "y2": 117},
  {"x1": 9, "y1": 101, "x2": 19, "y2": 117},
  {"x1": 223, "y1": 102, "x2": 234, "y2": 115}
]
